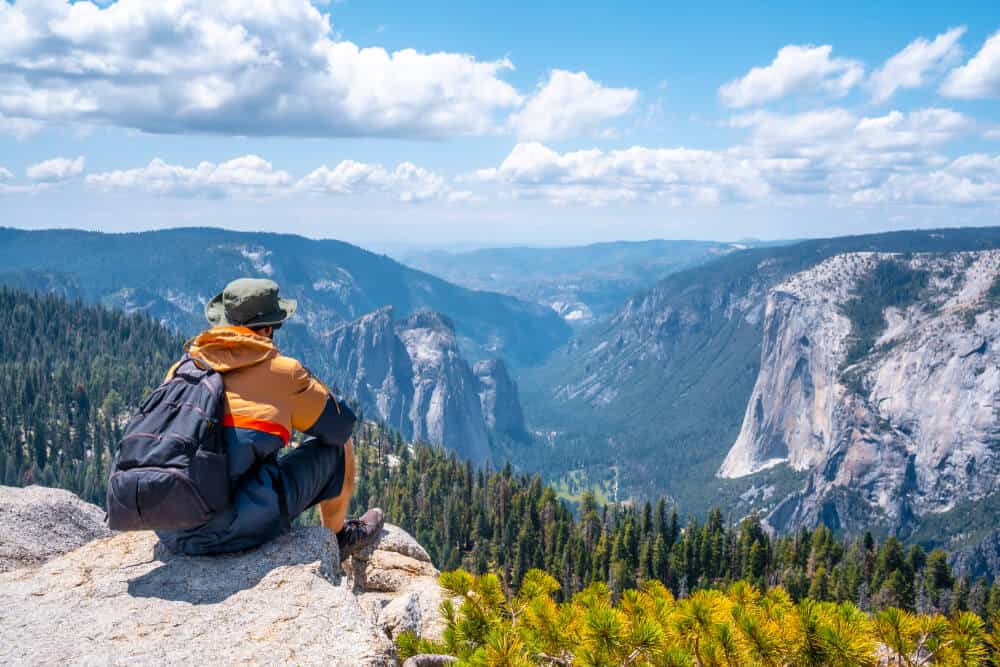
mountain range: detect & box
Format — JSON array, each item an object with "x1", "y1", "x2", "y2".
[
  {"x1": 0, "y1": 227, "x2": 569, "y2": 369},
  {"x1": 400, "y1": 240, "x2": 770, "y2": 325}
]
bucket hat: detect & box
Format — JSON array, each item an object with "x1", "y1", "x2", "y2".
[{"x1": 204, "y1": 278, "x2": 297, "y2": 328}]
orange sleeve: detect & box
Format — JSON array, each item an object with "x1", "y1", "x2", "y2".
[
  {"x1": 289, "y1": 361, "x2": 331, "y2": 432},
  {"x1": 164, "y1": 360, "x2": 181, "y2": 383}
]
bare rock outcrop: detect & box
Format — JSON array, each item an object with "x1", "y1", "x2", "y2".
[
  {"x1": 327, "y1": 307, "x2": 530, "y2": 465},
  {"x1": 0, "y1": 484, "x2": 110, "y2": 573},
  {"x1": 719, "y1": 251, "x2": 1000, "y2": 533},
  {"x1": 0, "y1": 486, "x2": 449, "y2": 666},
  {"x1": 350, "y1": 524, "x2": 452, "y2": 643}
]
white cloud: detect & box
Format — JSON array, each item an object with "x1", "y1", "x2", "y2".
[
  {"x1": 480, "y1": 142, "x2": 770, "y2": 206},
  {"x1": 297, "y1": 160, "x2": 450, "y2": 203},
  {"x1": 0, "y1": 0, "x2": 521, "y2": 138},
  {"x1": 83, "y1": 155, "x2": 465, "y2": 203},
  {"x1": 853, "y1": 153, "x2": 1000, "y2": 205},
  {"x1": 869, "y1": 27, "x2": 965, "y2": 103},
  {"x1": 735, "y1": 107, "x2": 970, "y2": 156},
  {"x1": 86, "y1": 155, "x2": 291, "y2": 198},
  {"x1": 730, "y1": 107, "x2": 973, "y2": 195},
  {"x1": 941, "y1": 30, "x2": 1000, "y2": 99},
  {"x1": 26, "y1": 156, "x2": 85, "y2": 182},
  {"x1": 471, "y1": 104, "x2": 980, "y2": 207},
  {"x1": 0, "y1": 166, "x2": 12, "y2": 181},
  {"x1": 508, "y1": 70, "x2": 638, "y2": 141},
  {"x1": 719, "y1": 44, "x2": 864, "y2": 108},
  {"x1": 0, "y1": 112, "x2": 43, "y2": 139},
  {"x1": 731, "y1": 108, "x2": 856, "y2": 147}
]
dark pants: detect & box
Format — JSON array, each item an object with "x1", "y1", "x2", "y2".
[{"x1": 158, "y1": 438, "x2": 346, "y2": 555}]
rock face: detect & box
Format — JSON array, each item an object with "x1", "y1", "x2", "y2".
[
  {"x1": 349, "y1": 524, "x2": 453, "y2": 644},
  {"x1": 0, "y1": 485, "x2": 110, "y2": 572},
  {"x1": 328, "y1": 307, "x2": 415, "y2": 434},
  {"x1": 327, "y1": 308, "x2": 529, "y2": 464},
  {"x1": 719, "y1": 251, "x2": 1000, "y2": 533},
  {"x1": 0, "y1": 486, "x2": 448, "y2": 666},
  {"x1": 397, "y1": 312, "x2": 491, "y2": 465},
  {"x1": 952, "y1": 531, "x2": 1000, "y2": 580},
  {"x1": 474, "y1": 359, "x2": 528, "y2": 441}
]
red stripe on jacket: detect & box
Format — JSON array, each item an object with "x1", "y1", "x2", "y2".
[{"x1": 222, "y1": 414, "x2": 291, "y2": 444}]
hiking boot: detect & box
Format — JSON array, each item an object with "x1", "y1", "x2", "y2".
[{"x1": 336, "y1": 507, "x2": 385, "y2": 561}]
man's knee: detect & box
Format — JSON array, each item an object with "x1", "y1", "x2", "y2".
[{"x1": 278, "y1": 439, "x2": 346, "y2": 517}]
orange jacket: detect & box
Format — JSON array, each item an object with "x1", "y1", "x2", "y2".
[{"x1": 173, "y1": 326, "x2": 355, "y2": 481}]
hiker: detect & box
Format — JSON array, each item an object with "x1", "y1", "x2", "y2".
[{"x1": 152, "y1": 278, "x2": 384, "y2": 558}]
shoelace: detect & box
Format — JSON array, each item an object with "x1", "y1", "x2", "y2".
[{"x1": 339, "y1": 519, "x2": 368, "y2": 546}]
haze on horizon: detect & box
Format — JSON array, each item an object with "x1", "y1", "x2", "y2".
[{"x1": 0, "y1": 0, "x2": 998, "y2": 248}]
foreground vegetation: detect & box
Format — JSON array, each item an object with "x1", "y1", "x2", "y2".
[{"x1": 400, "y1": 569, "x2": 1000, "y2": 666}]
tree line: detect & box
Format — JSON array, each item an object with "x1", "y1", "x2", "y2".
[{"x1": 350, "y1": 424, "x2": 1000, "y2": 619}]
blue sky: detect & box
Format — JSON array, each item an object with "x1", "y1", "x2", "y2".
[{"x1": 1, "y1": 0, "x2": 998, "y2": 249}]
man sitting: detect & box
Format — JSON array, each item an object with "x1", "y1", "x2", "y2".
[{"x1": 157, "y1": 278, "x2": 383, "y2": 558}]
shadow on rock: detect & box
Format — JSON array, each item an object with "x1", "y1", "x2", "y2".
[{"x1": 128, "y1": 528, "x2": 339, "y2": 605}]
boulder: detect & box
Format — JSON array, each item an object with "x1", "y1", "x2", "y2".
[
  {"x1": 0, "y1": 485, "x2": 110, "y2": 573},
  {"x1": 350, "y1": 524, "x2": 452, "y2": 642}
]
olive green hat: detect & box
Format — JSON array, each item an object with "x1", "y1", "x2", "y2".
[{"x1": 205, "y1": 278, "x2": 297, "y2": 328}]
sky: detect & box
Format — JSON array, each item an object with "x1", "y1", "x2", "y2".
[{"x1": 0, "y1": 0, "x2": 999, "y2": 249}]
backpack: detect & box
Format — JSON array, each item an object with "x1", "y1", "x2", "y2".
[{"x1": 106, "y1": 355, "x2": 230, "y2": 531}]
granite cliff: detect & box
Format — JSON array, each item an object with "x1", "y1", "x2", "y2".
[
  {"x1": 720, "y1": 251, "x2": 1000, "y2": 534},
  {"x1": 326, "y1": 308, "x2": 528, "y2": 464}
]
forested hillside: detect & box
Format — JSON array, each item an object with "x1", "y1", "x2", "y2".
[{"x1": 0, "y1": 288, "x2": 182, "y2": 504}]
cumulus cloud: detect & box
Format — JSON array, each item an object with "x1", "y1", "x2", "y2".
[
  {"x1": 869, "y1": 27, "x2": 966, "y2": 103},
  {"x1": 297, "y1": 160, "x2": 451, "y2": 203},
  {"x1": 478, "y1": 142, "x2": 770, "y2": 206},
  {"x1": 508, "y1": 70, "x2": 638, "y2": 141},
  {"x1": 0, "y1": 166, "x2": 12, "y2": 180},
  {"x1": 470, "y1": 104, "x2": 981, "y2": 207},
  {"x1": 730, "y1": 107, "x2": 974, "y2": 195},
  {"x1": 852, "y1": 153, "x2": 1000, "y2": 205},
  {"x1": 719, "y1": 44, "x2": 864, "y2": 108},
  {"x1": 941, "y1": 30, "x2": 1000, "y2": 99},
  {"x1": 26, "y1": 156, "x2": 85, "y2": 182},
  {"x1": 0, "y1": 112, "x2": 43, "y2": 139},
  {"x1": 0, "y1": 0, "x2": 522, "y2": 138},
  {"x1": 86, "y1": 156, "x2": 291, "y2": 198},
  {"x1": 83, "y1": 155, "x2": 467, "y2": 203}
]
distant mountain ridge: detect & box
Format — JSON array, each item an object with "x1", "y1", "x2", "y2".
[
  {"x1": 0, "y1": 227, "x2": 570, "y2": 370},
  {"x1": 0, "y1": 226, "x2": 562, "y2": 461},
  {"x1": 400, "y1": 239, "x2": 772, "y2": 325}
]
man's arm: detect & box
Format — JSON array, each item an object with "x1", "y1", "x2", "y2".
[{"x1": 289, "y1": 362, "x2": 357, "y2": 447}]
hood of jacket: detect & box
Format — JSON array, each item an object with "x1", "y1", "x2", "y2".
[{"x1": 186, "y1": 326, "x2": 279, "y2": 373}]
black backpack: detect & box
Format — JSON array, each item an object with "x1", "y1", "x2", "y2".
[{"x1": 107, "y1": 355, "x2": 230, "y2": 531}]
